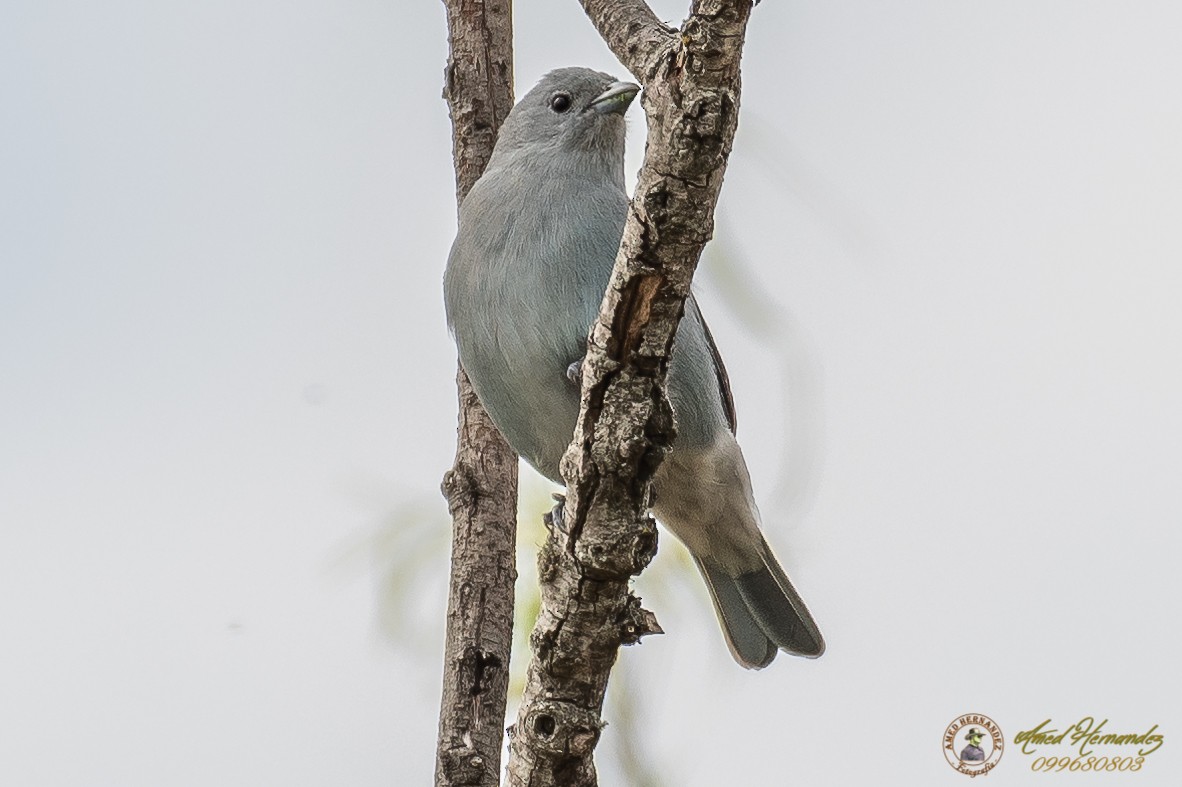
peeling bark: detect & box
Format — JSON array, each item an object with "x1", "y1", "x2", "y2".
[
  {"x1": 506, "y1": 2, "x2": 755, "y2": 785},
  {"x1": 435, "y1": 2, "x2": 518, "y2": 787}
]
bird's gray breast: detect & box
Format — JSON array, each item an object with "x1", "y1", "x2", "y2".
[{"x1": 444, "y1": 168, "x2": 627, "y2": 481}]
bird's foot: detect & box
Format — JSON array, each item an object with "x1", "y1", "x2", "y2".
[
  {"x1": 565, "y1": 360, "x2": 583, "y2": 386},
  {"x1": 543, "y1": 492, "x2": 566, "y2": 533}
]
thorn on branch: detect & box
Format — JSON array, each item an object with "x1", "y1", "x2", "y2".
[{"x1": 620, "y1": 597, "x2": 664, "y2": 645}]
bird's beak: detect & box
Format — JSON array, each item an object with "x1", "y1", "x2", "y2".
[{"x1": 590, "y1": 81, "x2": 640, "y2": 115}]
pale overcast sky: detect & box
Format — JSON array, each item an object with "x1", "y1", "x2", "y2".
[{"x1": 2, "y1": 2, "x2": 1179, "y2": 785}]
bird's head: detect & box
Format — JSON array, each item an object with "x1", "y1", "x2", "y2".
[{"x1": 489, "y1": 67, "x2": 640, "y2": 170}]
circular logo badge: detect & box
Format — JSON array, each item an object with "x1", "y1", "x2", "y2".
[{"x1": 943, "y1": 713, "x2": 1004, "y2": 776}]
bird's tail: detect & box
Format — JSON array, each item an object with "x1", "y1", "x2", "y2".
[{"x1": 694, "y1": 535, "x2": 825, "y2": 669}]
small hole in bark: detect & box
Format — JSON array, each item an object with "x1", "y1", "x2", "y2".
[{"x1": 534, "y1": 714, "x2": 556, "y2": 738}]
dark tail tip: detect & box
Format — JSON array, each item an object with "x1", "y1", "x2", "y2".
[
  {"x1": 734, "y1": 566, "x2": 825, "y2": 659},
  {"x1": 696, "y1": 554, "x2": 824, "y2": 668}
]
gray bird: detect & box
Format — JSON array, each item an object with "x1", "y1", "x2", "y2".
[{"x1": 443, "y1": 67, "x2": 824, "y2": 668}]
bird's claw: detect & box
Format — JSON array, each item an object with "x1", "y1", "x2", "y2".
[{"x1": 566, "y1": 360, "x2": 583, "y2": 385}]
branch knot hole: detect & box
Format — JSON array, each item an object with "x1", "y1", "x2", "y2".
[
  {"x1": 524, "y1": 700, "x2": 604, "y2": 757},
  {"x1": 533, "y1": 714, "x2": 556, "y2": 739},
  {"x1": 464, "y1": 646, "x2": 503, "y2": 698}
]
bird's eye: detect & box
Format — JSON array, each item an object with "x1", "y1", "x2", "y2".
[{"x1": 549, "y1": 93, "x2": 572, "y2": 113}]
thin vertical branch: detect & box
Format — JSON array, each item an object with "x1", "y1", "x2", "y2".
[
  {"x1": 505, "y1": 1, "x2": 755, "y2": 785},
  {"x1": 435, "y1": 2, "x2": 517, "y2": 786}
]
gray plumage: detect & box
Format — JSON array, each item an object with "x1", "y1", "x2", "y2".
[{"x1": 443, "y1": 67, "x2": 824, "y2": 668}]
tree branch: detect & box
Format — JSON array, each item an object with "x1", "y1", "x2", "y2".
[
  {"x1": 506, "y1": 1, "x2": 754, "y2": 785},
  {"x1": 435, "y1": 3, "x2": 518, "y2": 787},
  {"x1": 579, "y1": 0, "x2": 676, "y2": 80}
]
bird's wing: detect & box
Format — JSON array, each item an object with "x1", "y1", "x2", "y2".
[{"x1": 686, "y1": 295, "x2": 737, "y2": 434}]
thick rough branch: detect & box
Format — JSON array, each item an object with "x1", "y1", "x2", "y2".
[
  {"x1": 579, "y1": 0, "x2": 677, "y2": 80},
  {"x1": 506, "y1": 2, "x2": 754, "y2": 786},
  {"x1": 435, "y1": 2, "x2": 518, "y2": 787}
]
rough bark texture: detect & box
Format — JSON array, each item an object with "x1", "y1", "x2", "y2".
[
  {"x1": 505, "y1": 2, "x2": 754, "y2": 785},
  {"x1": 435, "y1": 3, "x2": 518, "y2": 787}
]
